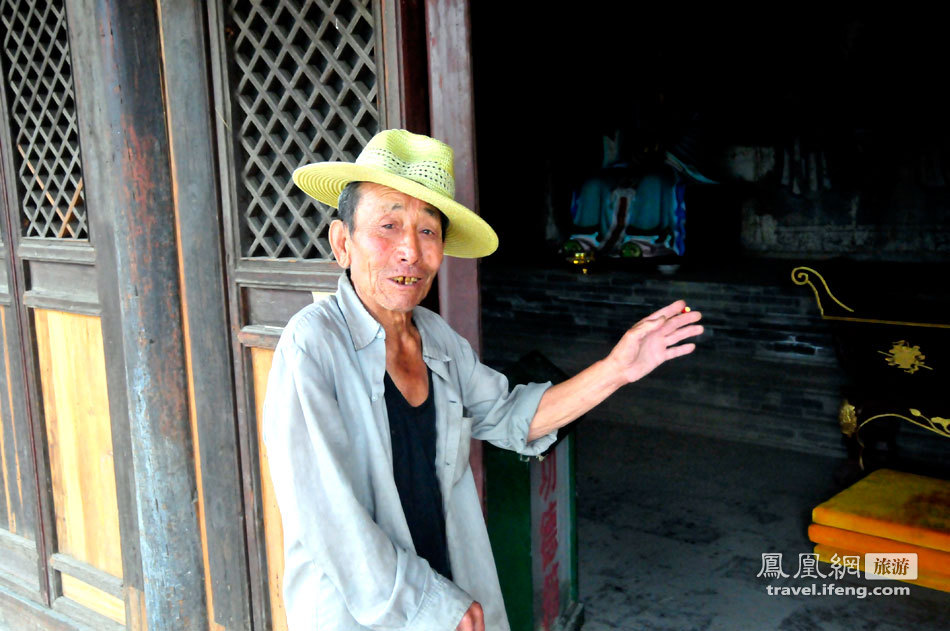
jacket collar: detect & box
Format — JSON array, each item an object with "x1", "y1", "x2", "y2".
[
  {"x1": 335, "y1": 273, "x2": 451, "y2": 365},
  {"x1": 336, "y1": 272, "x2": 384, "y2": 351}
]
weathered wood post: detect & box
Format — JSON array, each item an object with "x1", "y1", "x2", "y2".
[
  {"x1": 66, "y1": 1, "x2": 208, "y2": 628},
  {"x1": 425, "y1": 0, "x2": 488, "y2": 504}
]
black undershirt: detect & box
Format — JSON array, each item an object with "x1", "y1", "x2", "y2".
[{"x1": 383, "y1": 368, "x2": 452, "y2": 579}]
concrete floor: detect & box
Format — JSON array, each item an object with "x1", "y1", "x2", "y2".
[{"x1": 573, "y1": 418, "x2": 949, "y2": 631}]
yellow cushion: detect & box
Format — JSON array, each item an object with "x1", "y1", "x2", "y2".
[
  {"x1": 808, "y1": 523, "x2": 950, "y2": 574},
  {"x1": 812, "y1": 469, "x2": 950, "y2": 551},
  {"x1": 814, "y1": 543, "x2": 950, "y2": 592}
]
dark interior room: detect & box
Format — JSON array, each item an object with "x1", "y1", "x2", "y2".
[{"x1": 471, "y1": 6, "x2": 950, "y2": 629}]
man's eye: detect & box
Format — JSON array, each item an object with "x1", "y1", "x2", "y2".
[{"x1": 381, "y1": 223, "x2": 394, "y2": 229}]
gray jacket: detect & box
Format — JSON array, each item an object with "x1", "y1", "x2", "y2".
[{"x1": 262, "y1": 273, "x2": 556, "y2": 630}]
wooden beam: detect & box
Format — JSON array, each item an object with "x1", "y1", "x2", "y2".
[
  {"x1": 424, "y1": 0, "x2": 486, "y2": 504},
  {"x1": 65, "y1": 1, "x2": 208, "y2": 629},
  {"x1": 380, "y1": 0, "x2": 431, "y2": 133},
  {"x1": 156, "y1": 1, "x2": 252, "y2": 629},
  {"x1": 425, "y1": 0, "x2": 481, "y2": 351}
]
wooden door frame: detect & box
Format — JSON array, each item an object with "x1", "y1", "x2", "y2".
[
  {"x1": 0, "y1": 45, "x2": 52, "y2": 611},
  {"x1": 424, "y1": 0, "x2": 487, "y2": 503}
]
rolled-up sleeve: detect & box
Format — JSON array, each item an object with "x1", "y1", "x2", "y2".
[
  {"x1": 262, "y1": 342, "x2": 473, "y2": 629},
  {"x1": 453, "y1": 336, "x2": 558, "y2": 457}
]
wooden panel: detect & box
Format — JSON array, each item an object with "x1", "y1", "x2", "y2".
[
  {"x1": 0, "y1": 584, "x2": 90, "y2": 631},
  {"x1": 0, "y1": 305, "x2": 35, "y2": 540},
  {"x1": 0, "y1": 307, "x2": 18, "y2": 533},
  {"x1": 250, "y1": 347, "x2": 286, "y2": 631},
  {"x1": 245, "y1": 286, "x2": 318, "y2": 329},
  {"x1": 127, "y1": 585, "x2": 147, "y2": 631},
  {"x1": 51, "y1": 595, "x2": 126, "y2": 631},
  {"x1": 23, "y1": 259, "x2": 100, "y2": 315},
  {"x1": 0, "y1": 529, "x2": 40, "y2": 596},
  {"x1": 33, "y1": 309, "x2": 122, "y2": 578},
  {"x1": 61, "y1": 574, "x2": 125, "y2": 625}
]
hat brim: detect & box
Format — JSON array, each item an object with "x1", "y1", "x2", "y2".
[{"x1": 293, "y1": 162, "x2": 498, "y2": 259}]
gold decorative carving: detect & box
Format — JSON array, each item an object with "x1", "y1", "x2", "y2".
[
  {"x1": 791, "y1": 266, "x2": 855, "y2": 317},
  {"x1": 792, "y1": 265, "x2": 950, "y2": 329},
  {"x1": 878, "y1": 340, "x2": 933, "y2": 374},
  {"x1": 859, "y1": 409, "x2": 950, "y2": 440},
  {"x1": 839, "y1": 400, "x2": 857, "y2": 436}
]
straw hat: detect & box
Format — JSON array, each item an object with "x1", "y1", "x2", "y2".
[{"x1": 292, "y1": 129, "x2": 498, "y2": 258}]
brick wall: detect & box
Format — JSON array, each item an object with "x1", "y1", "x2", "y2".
[{"x1": 480, "y1": 262, "x2": 874, "y2": 458}]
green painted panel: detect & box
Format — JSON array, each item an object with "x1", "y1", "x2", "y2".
[{"x1": 486, "y1": 443, "x2": 533, "y2": 631}]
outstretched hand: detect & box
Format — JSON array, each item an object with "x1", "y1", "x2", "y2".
[
  {"x1": 526, "y1": 299, "x2": 704, "y2": 442},
  {"x1": 606, "y1": 300, "x2": 703, "y2": 385}
]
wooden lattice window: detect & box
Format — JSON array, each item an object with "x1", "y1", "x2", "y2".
[
  {"x1": 0, "y1": 0, "x2": 87, "y2": 240},
  {"x1": 225, "y1": 0, "x2": 381, "y2": 260}
]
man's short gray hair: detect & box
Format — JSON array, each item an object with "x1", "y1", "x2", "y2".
[{"x1": 336, "y1": 181, "x2": 449, "y2": 240}]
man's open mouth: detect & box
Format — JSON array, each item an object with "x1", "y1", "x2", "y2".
[{"x1": 391, "y1": 276, "x2": 421, "y2": 285}]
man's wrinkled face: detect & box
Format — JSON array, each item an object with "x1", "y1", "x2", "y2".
[{"x1": 330, "y1": 182, "x2": 444, "y2": 319}]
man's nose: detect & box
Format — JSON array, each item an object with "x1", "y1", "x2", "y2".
[{"x1": 396, "y1": 228, "x2": 420, "y2": 263}]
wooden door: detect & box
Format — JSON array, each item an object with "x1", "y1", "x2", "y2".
[
  {"x1": 0, "y1": 2, "x2": 134, "y2": 628},
  {"x1": 206, "y1": 1, "x2": 425, "y2": 628}
]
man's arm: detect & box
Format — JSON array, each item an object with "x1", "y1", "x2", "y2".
[
  {"x1": 527, "y1": 300, "x2": 703, "y2": 441},
  {"x1": 263, "y1": 342, "x2": 472, "y2": 630}
]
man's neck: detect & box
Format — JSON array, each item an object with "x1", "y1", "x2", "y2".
[
  {"x1": 379, "y1": 311, "x2": 416, "y2": 344},
  {"x1": 352, "y1": 281, "x2": 417, "y2": 342}
]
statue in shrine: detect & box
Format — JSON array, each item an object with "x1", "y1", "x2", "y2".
[{"x1": 560, "y1": 129, "x2": 715, "y2": 266}]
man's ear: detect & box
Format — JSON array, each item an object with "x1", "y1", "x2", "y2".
[{"x1": 328, "y1": 219, "x2": 350, "y2": 268}]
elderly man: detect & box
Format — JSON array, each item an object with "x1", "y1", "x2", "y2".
[{"x1": 262, "y1": 129, "x2": 703, "y2": 631}]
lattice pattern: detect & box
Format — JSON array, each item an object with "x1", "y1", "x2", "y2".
[
  {"x1": 0, "y1": 0, "x2": 87, "y2": 240},
  {"x1": 227, "y1": 0, "x2": 380, "y2": 259}
]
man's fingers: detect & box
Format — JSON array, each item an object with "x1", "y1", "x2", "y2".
[
  {"x1": 666, "y1": 324, "x2": 704, "y2": 346},
  {"x1": 659, "y1": 309, "x2": 702, "y2": 335},
  {"x1": 665, "y1": 342, "x2": 696, "y2": 360},
  {"x1": 649, "y1": 300, "x2": 688, "y2": 320},
  {"x1": 457, "y1": 601, "x2": 484, "y2": 631}
]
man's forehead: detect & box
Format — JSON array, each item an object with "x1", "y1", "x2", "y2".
[{"x1": 358, "y1": 183, "x2": 440, "y2": 217}]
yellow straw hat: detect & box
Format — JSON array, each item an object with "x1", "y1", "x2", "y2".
[{"x1": 292, "y1": 129, "x2": 498, "y2": 258}]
